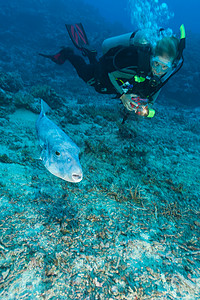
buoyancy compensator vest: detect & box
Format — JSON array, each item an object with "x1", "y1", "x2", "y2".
[{"x1": 101, "y1": 25, "x2": 186, "y2": 100}]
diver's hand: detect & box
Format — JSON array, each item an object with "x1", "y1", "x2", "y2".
[{"x1": 120, "y1": 94, "x2": 138, "y2": 111}]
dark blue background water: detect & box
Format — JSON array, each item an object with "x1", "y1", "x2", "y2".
[{"x1": 83, "y1": 0, "x2": 199, "y2": 35}]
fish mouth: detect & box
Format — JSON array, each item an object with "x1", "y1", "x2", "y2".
[{"x1": 72, "y1": 173, "x2": 83, "y2": 182}]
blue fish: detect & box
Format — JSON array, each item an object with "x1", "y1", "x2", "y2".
[{"x1": 36, "y1": 100, "x2": 83, "y2": 183}]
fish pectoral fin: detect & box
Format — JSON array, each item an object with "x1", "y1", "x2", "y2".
[
  {"x1": 34, "y1": 149, "x2": 43, "y2": 161},
  {"x1": 34, "y1": 144, "x2": 45, "y2": 161}
]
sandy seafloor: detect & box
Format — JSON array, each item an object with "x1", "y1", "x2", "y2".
[{"x1": 0, "y1": 79, "x2": 200, "y2": 300}]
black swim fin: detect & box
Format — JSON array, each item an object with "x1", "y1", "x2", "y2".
[
  {"x1": 65, "y1": 23, "x2": 97, "y2": 63},
  {"x1": 65, "y1": 23, "x2": 89, "y2": 50}
]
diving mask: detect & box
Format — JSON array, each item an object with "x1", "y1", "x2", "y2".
[{"x1": 151, "y1": 56, "x2": 172, "y2": 74}]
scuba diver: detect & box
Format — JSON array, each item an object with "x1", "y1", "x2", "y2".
[{"x1": 39, "y1": 23, "x2": 186, "y2": 118}]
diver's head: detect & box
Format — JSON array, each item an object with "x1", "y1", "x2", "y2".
[
  {"x1": 151, "y1": 55, "x2": 173, "y2": 76},
  {"x1": 151, "y1": 36, "x2": 179, "y2": 76}
]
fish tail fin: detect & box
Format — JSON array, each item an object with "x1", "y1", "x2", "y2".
[{"x1": 41, "y1": 99, "x2": 50, "y2": 116}]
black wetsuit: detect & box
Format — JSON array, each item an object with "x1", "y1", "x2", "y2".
[
  {"x1": 41, "y1": 44, "x2": 182, "y2": 102},
  {"x1": 63, "y1": 45, "x2": 166, "y2": 102}
]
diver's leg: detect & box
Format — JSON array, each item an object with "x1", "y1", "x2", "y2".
[
  {"x1": 81, "y1": 48, "x2": 98, "y2": 64},
  {"x1": 39, "y1": 47, "x2": 95, "y2": 83},
  {"x1": 39, "y1": 47, "x2": 74, "y2": 65},
  {"x1": 67, "y1": 53, "x2": 96, "y2": 83}
]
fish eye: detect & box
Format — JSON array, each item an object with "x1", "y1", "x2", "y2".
[
  {"x1": 55, "y1": 151, "x2": 60, "y2": 156},
  {"x1": 67, "y1": 158, "x2": 71, "y2": 163}
]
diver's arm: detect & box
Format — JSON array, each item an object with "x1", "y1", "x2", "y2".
[{"x1": 120, "y1": 93, "x2": 156, "y2": 118}]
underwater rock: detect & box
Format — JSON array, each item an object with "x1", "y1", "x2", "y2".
[
  {"x1": 0, "y1": 71, "x2": 23, "y2": 93},
  {"x1": 194, "y1": 221, "x2": 200, "y2": 227},
  {"x1": 30, "y1": 85, "x2": 63, "y2": 109},
  {"x1": 13, "y1": 90, "x2": 37, "y2": 111},
  {"x1": 117, "y1": 123, "x2": 137, "y2": 140},
  {"x1": 0, "y1": 88, "x2": 12, "y2": 105},
  {"x1": 0, "y1": 154, "x2": 13, "y2": 164}
]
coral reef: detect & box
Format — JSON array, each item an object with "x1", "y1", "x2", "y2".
[
  {"x1": 0, "y1": 93, "x2": 199, "y2": 299},
  {"x1": 0, "y1": 72, "x2": 23, "y2": 93},
  {"x1": 30, "y1": 85, "x2": 64, "y2": 109}
]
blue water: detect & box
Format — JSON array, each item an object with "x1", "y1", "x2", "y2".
[{"x1": 84, "y1": 0, "x2": 200, "y2": 34}]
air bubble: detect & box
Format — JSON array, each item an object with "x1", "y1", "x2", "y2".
[{"x1": 128, "y1": 0, "x2": 174, "y2": 46}]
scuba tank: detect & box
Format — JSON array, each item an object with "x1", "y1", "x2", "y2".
[
  {"x1": 102, "y1": 29, "x2": 154, "y2": 55},
  {"x1": 102, "y1": 32, "x2": 135, "y2": 55}
]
